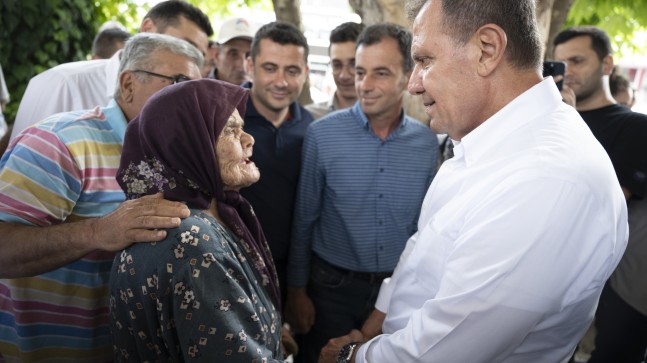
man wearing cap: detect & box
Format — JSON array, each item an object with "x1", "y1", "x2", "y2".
[{"x1": 213, "y1": 17, "x2": 254, "y2": 85}]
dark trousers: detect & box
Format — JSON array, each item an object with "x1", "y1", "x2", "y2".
[
  {"x1": 588, "y1": 284, "x2": 647, "y2": 363},
  {"x1": 294, "y1": 255, "x2": 388, "y2": 363}
]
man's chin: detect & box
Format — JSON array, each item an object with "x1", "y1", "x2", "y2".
[{"x1": 428, "y1": 119, "x2": 446, "y2": 135}]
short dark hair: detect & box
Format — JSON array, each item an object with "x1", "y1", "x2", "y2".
[
  {"x1": 406, "y1": 0, "x2": 542, "y2": 70},
  {"x1": 92, "y1": 28, "x2": 131, "y2": 59},
  {"x1": 145, "y1": 0, "x2": 213, "y2": 37},
  {"x1": 356, "y1": 23, "x2": 413, "y2": 73},
  {"x1": 329, "y1": 22, "x2": 365, "y2": 45},
  {"x1": 609, "y1": 67, "x2": 631, "y2": 96},
  {"x1": 250, "y1": 22, "x2": 309, "y2": 63},
  {"x1": 553, "y1": 26, "x2": 613, "y2": 61}
]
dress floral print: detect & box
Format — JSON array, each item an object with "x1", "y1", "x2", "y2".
[{"x1": 109, "y1": 210, "x2": 285, "y2": 362}]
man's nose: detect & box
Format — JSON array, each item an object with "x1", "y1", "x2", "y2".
[
  {"x1": 408, "y1": 66, "x2": 424, "y2": 95},
  {"x1": 275, "y1": 71, "x2": 288, "y2": 87}
]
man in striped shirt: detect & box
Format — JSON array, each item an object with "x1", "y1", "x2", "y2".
[
  {"x1": 285, "y1": 23, "x2": 438, "y2": 363},
  {"x1": 0, "y1": 33, "x2": 202, "y2": 362}
]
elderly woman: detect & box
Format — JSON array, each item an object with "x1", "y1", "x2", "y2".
[{"x1": 109, "y1": 79, "x2": 289, "y2": 362}]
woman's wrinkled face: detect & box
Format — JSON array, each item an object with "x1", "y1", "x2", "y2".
[{"x1": 216, "y1": 108, "x2": 260, "y2": 190}]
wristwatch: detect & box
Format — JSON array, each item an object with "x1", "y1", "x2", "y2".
[{"x1": 337, "y1": 342, "x2": 359, "y2": 363}]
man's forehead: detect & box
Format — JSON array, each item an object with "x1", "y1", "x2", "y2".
[
  {"x1": 330, "y1": 42, "x2": 356, "y2": 58},
  {"x1": 555, "y1": 36, "x2": 595, "y2": 56},
  {"x1": 258, "y1": 38, "x2": 305, "y2": 54},
  {"x1": 356, "y1": 37, "x2": 398, "y2": 54}
]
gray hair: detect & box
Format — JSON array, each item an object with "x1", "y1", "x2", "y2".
[
  {"x1": 406, "y1": 0, "x2": 542, "y2": 71},
  {"x1": 114, "y1": 33, "x2": 204, "y2": 100}
]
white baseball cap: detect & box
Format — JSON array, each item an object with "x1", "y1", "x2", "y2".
[{"x1": 216, "y1": 17, "x2": 254, "y2": 44}]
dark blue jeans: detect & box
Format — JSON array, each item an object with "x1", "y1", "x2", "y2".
[{"x1": 294, "y1": 255, "x2": 387, "y2": 363}]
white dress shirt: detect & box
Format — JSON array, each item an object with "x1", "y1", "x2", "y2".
[
  {"x1": 11, "y1": 51, "x2": 121, "y2": 140},
  {"x1": 356, "y1": 79, "x2": 628, "y2": 363}
]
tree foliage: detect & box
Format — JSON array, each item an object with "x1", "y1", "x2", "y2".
[
  {"x1": 0, "y1": 0, "x2": 139, "y2": 123},
  {"x1": 566, "y1": 0, "x2": 647, "y2": 56},
  {"x1": 189, "y1": 0, "x2": 273, "y2": 20}
]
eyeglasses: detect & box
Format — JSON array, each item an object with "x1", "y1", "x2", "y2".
[{"x1": 132, "y1": 69, "x2": 191, "y2": 84}]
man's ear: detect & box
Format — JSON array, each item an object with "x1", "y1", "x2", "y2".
[
  {"x1": 245, "y1": 57, "x2": 254, "y2": 80},
  {"x1": 474, "y1": 23, "x2": 507, "y2": 77},
  {"x1": 212, "y1": 45, "x2": 221, "y2": 66},
  {"x1": 120, "y1": 71, "x2": 136, "y2": 103},
  {"x1": 140, "y1": 18, "x2": 156, "y2": 33},
  {"x1": 602, "y1": 54, "x2": 614, "y2": 75}
]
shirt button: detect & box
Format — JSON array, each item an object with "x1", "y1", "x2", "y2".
[
  {"x1": 378, "y1": 220, "x2": 383, "y2": 226},
  {"x1": 379, "y1": 168, "x2": 384, "y2": 172},
  {"x1": 378, "y1": 194, "x2": 383, "y2": 198}
]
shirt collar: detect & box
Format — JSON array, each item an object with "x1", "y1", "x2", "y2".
[
  {"x1": 455, "y1": 78, "x2": 562, "y2": 166},
  {"x1": 106, "y1": 50, "x2": 122, "y2": 100},
  {"x1": 242, "y1": 81, "x2": 305, "y2": 125},
  {"x1": 104, "y1": 98, "x2": 128, "y2": 144},
  {"x1": 351, "y1": 101, "x2": 409, "y2": 137}
]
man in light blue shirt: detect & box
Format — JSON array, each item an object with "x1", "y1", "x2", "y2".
[{"x1": 285, "y1": 23, "x2": 438, "y2": 363}]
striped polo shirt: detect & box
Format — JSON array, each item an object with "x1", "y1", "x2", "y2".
[
  {"x1": 0, "y1": 99, "x2": 126, "y2": 362},
  {"x1": 288, "y1": 102, "x2": 439, "y2": 287}
]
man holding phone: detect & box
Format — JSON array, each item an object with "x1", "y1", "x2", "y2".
[
  {"x1": 542, "y1": 60, "x2": 577, "y2": 106},
  {"x1": 542, "y1": 61, "x2": 565, "y2": 90},
  {"x1": 554, "y1": 25, "x2": 647, "y2": 363}
]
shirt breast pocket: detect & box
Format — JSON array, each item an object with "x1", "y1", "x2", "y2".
[{"x1": 406, "y1": 217, "x2": 455, "y2": 296}]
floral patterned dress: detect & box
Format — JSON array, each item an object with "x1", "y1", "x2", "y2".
[{"x1": 109, "y1": 210, "x2": 285, "y2": 362}]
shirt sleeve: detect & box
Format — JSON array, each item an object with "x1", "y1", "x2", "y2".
[
  {"x1": 0, "y1": 126, "x2": 82, "y2": 225},
  {"x1": 358, "y1": 176, "x2": 625, "y2": 362},
  {"x1": 0, "y1": 64, "x2": 9, "y2": 104},
  {"x1": 287, "y1": 127, "x2": 323, "y2": 287},
  {"x1": 612, "y1": 121, "x2": 647, "y2": 199}
]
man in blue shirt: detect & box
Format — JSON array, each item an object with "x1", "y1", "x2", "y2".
[
  {"x1": 240, "y1": 22, "x2": 314, "y2": 305},
  {"x1": 285, "y1": 23, "x2": 438, "y2": 363}
]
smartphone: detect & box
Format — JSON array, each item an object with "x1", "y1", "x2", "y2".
[{"x1": 543, "y1": 61, "x2": 566, "y2": 91}]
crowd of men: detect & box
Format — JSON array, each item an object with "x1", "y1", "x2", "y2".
[{"x1": 0, "y1": 0, "x2": 645, "y2": 362}]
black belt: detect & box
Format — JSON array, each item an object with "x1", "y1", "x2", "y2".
[
  {"x1": 314, "y1": 254, "x2": 392, "y2": 284},
  {"x1": 349, "y1": 270, "x2": 392, "y2": 284}
]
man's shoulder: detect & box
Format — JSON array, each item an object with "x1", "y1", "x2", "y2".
[
  {"x1": 20, "y1": 106, "x2": 120, "y2": 149},
  {"x1": 618, "y1": 108, "x2": 647, "y2": 123},
  {"x1": 293, "y1": 102, "x2": 315, "y2": 123},
  {"x1": 40, "y1": 107, "x2": 108, "y2": 130},
  {"x1": 309, "y1": 107, "x2": 356, "y2": 131},
  {"x1": 31, "y1": 59, "x2": 109, "y2": 86},
  {"x1": 304, "y1": 100, "x2": 332, "y2": 120},
  {"x1": 583, "y1": 104, "x2": 646, "y2": 120},
  {"x1": 401, "y1": 114, "x2": 438, "y2": 141},
  {"x1": 403, "y1": 114, "x2": 433, "y2": 131},
  {"x1": 601, "y1": 105, "x2": 647, "y2": 134}
]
